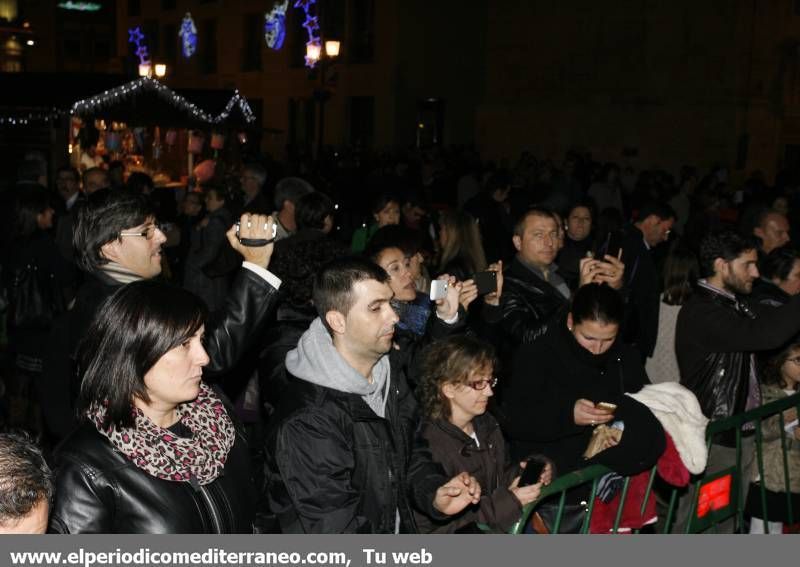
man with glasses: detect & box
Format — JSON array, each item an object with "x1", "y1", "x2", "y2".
[
  {"x1": 266, "y1": 257, "x2": 481, "y2": 533},
  {"x1": 617, "y1": 200, "x2": 676, "y2": 361},
  {"x1": 674, "y1": 230, "x2": 800, "y2": 532},
  {"x1": 42, "y1": 189, "x2": 281, "y2": 441}
]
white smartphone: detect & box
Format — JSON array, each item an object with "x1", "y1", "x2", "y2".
[{"x1": 429, "y1": 279, "x2": 449, "y2": 301}]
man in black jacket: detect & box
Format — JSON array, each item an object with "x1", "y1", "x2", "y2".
[
  {"x1": 265, "y1": 257, "x2": 481, "y2": 533},
  {"x1": 675, "y1": 230, "x2": 800, "y2": 532},
  {"x1": 617, "y1": 201, "x2": 675, "y2": 360},
  {"x1": 42, "y1": 189, "x2": 281, "y2": 441},
  {"x1": 500, "y1": 208, "x2": 624, "y2": 349}
]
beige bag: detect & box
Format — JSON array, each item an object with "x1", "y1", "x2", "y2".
[{"x1": 583, "y1": 424, "x2": 623, "y2": 459}]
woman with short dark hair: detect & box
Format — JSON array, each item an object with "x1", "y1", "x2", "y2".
[{"x1": 49, "y1": 281, "x2": 255, "y2": 533}]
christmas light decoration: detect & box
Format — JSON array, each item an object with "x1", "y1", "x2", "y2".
[
  {"x1": 264, "y1": 0, "x2": 289, "y2": 50},
  {"x1": 57, "y1": 1, "x2": 101, "y2": 11},
  {"x1": 294, "y1": 0, "x2": 320, "y2": 67},
  {"x1": 179, "y1": 13, "x2": 198, "y2": 58},
  {"x1": 69, "y1": 77, "x2": 256, "y2": 125},
  {"x1": 0, "y1": 108, "x2": 63, "y2": 125},
  {"x1": 128, "y1": 26, "x2": 151, "y2": 66}
]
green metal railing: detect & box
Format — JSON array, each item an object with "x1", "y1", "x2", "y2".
[{"x1": 504, "y1": 391, "x2": 800, "y2": 534}]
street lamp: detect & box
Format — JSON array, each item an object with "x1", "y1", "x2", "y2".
[
  {"x1": 154, "y1": 63, "x2": 167, "y2": 78},
  {"x1": 138, "y1": 63, "x2": 151, "y2": 77},
  {"x1": 309, "y1": 39, "x2": 340, "y2": 159}
]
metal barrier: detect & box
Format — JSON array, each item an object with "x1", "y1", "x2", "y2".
[{"x1": 505, "y1": 391, "x2": 800, "y2": 534}]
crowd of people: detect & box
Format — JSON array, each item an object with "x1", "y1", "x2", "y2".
[{"x1": 0, "y1": 146, "x2": 798, "y2": 534}]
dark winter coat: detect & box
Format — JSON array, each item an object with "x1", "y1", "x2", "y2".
[
  {"x1": 414, "y1": 414, "x2": 522, "y2": 533},
  {"x1": 506, "y1": 318, "x2": 663, "y2": 481}
]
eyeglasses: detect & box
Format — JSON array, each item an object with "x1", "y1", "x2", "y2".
[
  {"x1": 465, "y1": 377, "x2": 498, "y2": 391},
  {"x1": 119, "y1": 224, "x2": 163, "y2": 240},
  {"x1": 786, "y1": 356, "x2": 800, "y2": 366}
]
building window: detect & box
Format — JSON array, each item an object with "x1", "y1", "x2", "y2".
[
  {"x1": 163, "y1": 24, "x2": 177, "y2": 65},
  {"x1": 144, "y1": 19, "x2": 159, "y2": 57},
  {"x1": 319, "y1": 0, "x2": 344, "y2": 42},
  {"x1": 162, "y1": 0, "x2": 176, "y2": 9},
  {"x1": 128, "y1": 0, "x2": 141, "y2": 17},
  {"x1": 64, "y1": 38, "x2": 81, "y2": 59},
  {"x1": 349, "y1": 96, "x2": 374, "y2": 149},
  {"x1": 350, "y1": 0, "x2": 374, "y2": 63},
  {"x1": 241, "y1": 13, "x2": 262, "y2": 71},
  {"x1": 200, "y1": 19, "x2": 217, "y2": 74},
  {"x1": 94, "y1": 39, "x2": 111, "y2": 59},
  {"x1": 289, "y1": 7, "x2": 307, "y2": 68}
]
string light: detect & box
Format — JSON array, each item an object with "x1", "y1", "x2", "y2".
[
  {"x1": 179, "y1": 13, "x2": 198, "y2": 58},
  {"x1": 0, "y1": 108, "x2": 63, "y2": 125},
  {"x1": 294, "y1": 0, "x2": 320, "y2": 67},
  {"x1": 264, "y1": 0, "x2": 289, "y2": 50},
  {"x1": 69, "y1": 77, "x2": 256, "y2": 125}
]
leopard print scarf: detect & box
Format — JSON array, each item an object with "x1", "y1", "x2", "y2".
[{"x1": 88, "y1": 383, "x2": 236, "y2": 486}]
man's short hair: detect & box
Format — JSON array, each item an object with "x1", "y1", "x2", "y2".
[
  {"x1": 0, "y1": 433, "x2": 53, "y2": 527},
  {"x1": 513, "y1": 207, "x2": 556, "y2": 237},
  {"x1": 636, "y1": 201, "x2": 676, "y2": 223},
  {"x1": 698, "y1": 230, "x2": 758, "y2": 278},
  {"x1": 16, "y1": 159, "x2": 46, "y2": 184},
  {"x1": 56, "y1": 165, "x2": 80, "y2": 183},
  {"x1": 295, "y1": 191, "x2": 334, "y2": 231},
  {"x1": 83, "y1": 167, "x2": 110, "y2": 193},
  {"x1": 761, "y1": 245, "x2": 800, "y2": 282},
  {"x1": 242, "y1": 162, "x2": 267, "y2": 186},
  {"x1": 274, "y1": 177, "x2": 314, "y2": 211},
  {"x1": 312, "y1": 257, "x2": 390, "y2": 333},
  {"x1": 73, "y1": 188, "x2": 154, "y2": 273}
]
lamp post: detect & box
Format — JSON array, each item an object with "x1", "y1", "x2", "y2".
[{"x1": 307, "y1": 39, "x2": 340, "y2": 159}]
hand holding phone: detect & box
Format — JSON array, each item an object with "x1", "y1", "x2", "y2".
[
  {"x1": 429, "y1": 279, "x2": 449, "y2": 301},
  {"x1": 596, "y1": 401, "x2": 617, "y2": 413},
  {"x1": 473, "y1": 271, "x2": 498, "y2": 296}
]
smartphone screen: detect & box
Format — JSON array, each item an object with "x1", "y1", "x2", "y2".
[{"x1": 604, "y1": 231, "x2": 622, "y2": 259}]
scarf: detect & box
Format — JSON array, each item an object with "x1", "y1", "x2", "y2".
[{"x1": 88, "y1": 383, "x2": 236, "y2": 486}]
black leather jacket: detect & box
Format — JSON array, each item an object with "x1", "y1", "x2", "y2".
[
  {"x1": 41, "y1": 267, "x2": 279, "y2": 438},
  {"x1": 499, "y1": 257, "x2": 570, "y2": 347},
  {"x1": 49, "y1": 418, "x2": 255, "y2": 533},
  {"x1": 677, "y1": 283, "x2": 800, "y2": 444}
]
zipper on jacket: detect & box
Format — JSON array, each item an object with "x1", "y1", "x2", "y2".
[{"x1": 195, "y1": 479, "x2": 224, "y2": 534}]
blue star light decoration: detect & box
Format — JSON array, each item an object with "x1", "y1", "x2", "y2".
[
  {"x1": 264, "y1": 0, "x2": 289, "y2": 50},
  {"x1": 294, "y1": 0, "x2": 320, "y2": 67},
  {"x1": 127, "y1": 26, "x2": 150, "y2": 65},
  {"x1": 179, "y1": 12, "x2": 198, "y2": 58}
]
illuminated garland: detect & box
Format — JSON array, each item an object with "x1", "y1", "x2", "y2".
[
  {"x1": 0, "y1": 109, "x2": 64, "y2": 125},
  {"x1": 264, "y1": 0, "x2": 289, "y2": 50},
  {"x1": 69, "y1": 77, "x2": 256, "y2": 125},
  {"x1": 179, "y1": 13, "x2": 198, "y2": 58},
  {"x1": 128, "y1": 26, "x2": 151, "y2": 66},
  {"x1": 57, "y1": 1, "x2": 101, "y2": 10},
  {"x1": 294, "y1": 0, "x2": 320, "y2": 67}
]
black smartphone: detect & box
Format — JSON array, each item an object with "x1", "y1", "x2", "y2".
[
  {"x1": 519, "y1": 459, "x2": 546, "y2": 487},
  {"x1": 473, "y1": 271, "x2": 498, "y2": 295},
  {"x1": 604, "y1": 231, "x2": 622, "y2": 259}
]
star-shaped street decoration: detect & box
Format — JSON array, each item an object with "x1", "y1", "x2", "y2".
[{"x1": 128, "y1": 27, "x2": 144, "y2": 45}]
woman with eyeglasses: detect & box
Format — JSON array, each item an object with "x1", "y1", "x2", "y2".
[
  {"x1": 49, "y1": 281, "x2": 256, "y2": 533},
  {"x1": 414, "y1": 335, "x2": 551, "y2": 533}
]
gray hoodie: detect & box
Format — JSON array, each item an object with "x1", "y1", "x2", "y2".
[{"x1": 285, "y1": 318, "x2": 391, "y2": 418}]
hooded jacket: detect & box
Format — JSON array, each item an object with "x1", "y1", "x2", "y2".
[{"x1": 265, "y1": 318, "x2": 453, "y2": 533}]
